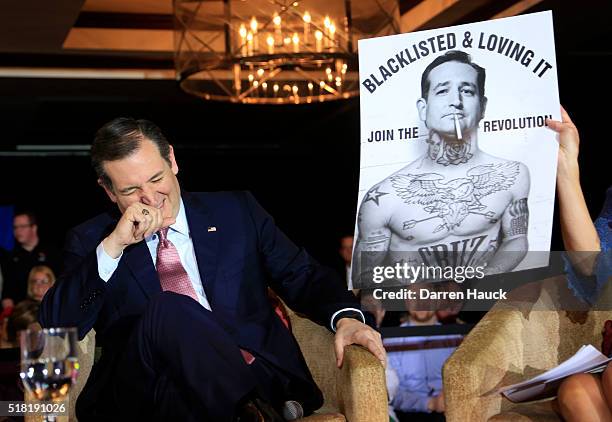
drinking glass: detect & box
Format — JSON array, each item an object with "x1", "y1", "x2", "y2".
[{"x1": 19, "y1": 327, "x2": 79, "y2": 421}]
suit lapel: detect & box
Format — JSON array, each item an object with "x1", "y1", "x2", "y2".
[
  {"x1": 183, "y1": 192, "x2": 219, "y2": 305},
  {"x1": 102, "y1": 210, "x2": 161, "y2": 299},
  {"x1": 123, "y1": 240, "x2": 161, "y2": 298}
]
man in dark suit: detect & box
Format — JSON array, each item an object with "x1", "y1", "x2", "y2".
[{"x1": 40, "y1": 118, "x2": 385, "y2": 422}]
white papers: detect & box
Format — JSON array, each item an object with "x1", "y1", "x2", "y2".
[{"x1": 498, "y1": 345, "x2": 612, "y2": 402}]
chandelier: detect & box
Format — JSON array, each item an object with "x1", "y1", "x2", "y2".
[{"x1": 174, "y1": 0, "x2": 400, "y2": 104}]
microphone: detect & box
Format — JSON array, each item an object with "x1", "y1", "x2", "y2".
[{"x1": 282, "y1": 400, "x2": 304, "y2": 420}]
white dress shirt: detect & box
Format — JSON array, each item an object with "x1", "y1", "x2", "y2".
[{"x1": 97, "y1": 199, "x2": 211, "y2": 310}]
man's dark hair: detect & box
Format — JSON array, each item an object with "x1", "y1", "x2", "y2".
[
  {"x1": 14, "y1": 211, "x2": 37, "y2": 226},
  {"x1": 420, "y1": 50, "x2": 486, "y2": 106},
  {"x1": 91, "y1": 118, "x2": 171, "y2": 190}
]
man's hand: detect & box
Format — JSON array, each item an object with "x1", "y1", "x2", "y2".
[
  {"x1": 334, "y1": 317, "x2": 386, "y2": 368},
  {"x1": 102, "y1": 203, "x2": 175, "y2": 258}
]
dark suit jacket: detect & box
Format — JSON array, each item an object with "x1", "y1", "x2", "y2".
[{"x1": 40, "y1": 191, "x2": 359, "y2": 419}]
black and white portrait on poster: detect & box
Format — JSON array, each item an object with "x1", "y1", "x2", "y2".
[{"x1": 351, "y1": 12, "x2": 560, "y2": 289}]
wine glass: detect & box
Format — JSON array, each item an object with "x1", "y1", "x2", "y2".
[{"x1": 19, "y1": 327, "x2": 79, "y2": 421}]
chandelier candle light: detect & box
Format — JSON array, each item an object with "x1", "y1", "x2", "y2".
[{"x1": 174, "y1": 0, "x2": 399, "y2": 104}]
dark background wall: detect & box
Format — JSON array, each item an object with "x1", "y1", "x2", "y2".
[
  {"x1": 0, "y1": 82, "x2": 362, "y2": 266},
  {"x1": 0, "y1": 4, "x2": 610, "y2": 267}
]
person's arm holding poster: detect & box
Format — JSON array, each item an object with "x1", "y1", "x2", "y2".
[
  {"x1": 547, "y1": 109, "x2": 610, "y2": 422},
  {"x1": 548, "y1": 107, "x2": 600, "y2": 253}
]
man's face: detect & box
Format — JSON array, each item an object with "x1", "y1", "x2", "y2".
[
  {"x1": 13, "y1": 215, "x2": 37, "y2": 245},
  {"x1": 409, "y1": 310, "x2": 435, "y2": 323},
  {"x1": 417, "y1": 61, "x2": 486, "y2": 138},
  {"x1": 101, "y1": 139, "x2": 181, "y2": 222},
  {"x1": 339, "y1": 236, "x2": 354, "y2": 264}
]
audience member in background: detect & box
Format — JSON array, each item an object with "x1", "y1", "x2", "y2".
[
  {"x1": 546, "y1": 109, "x2": 611, "y2": 421},
  {"x1": 361, "y1": 292, "x2": 386, "y2": 328},
  {"x1": 436, "y1": 307, "x2": 465, "y2": 324},
  {"x1": 435, "y1": 306, "x2": 462, "y2": 325},
  {"x1": 0, "y1": 247, "x2": 8, "y2": 300},
  {"x1": 334, "y1": 233, "x2": 363, "y2": 298},
  {"x1": 1, "y1": 212, "x2": 59, "y2": 308},
  {"x1": 1, "y1": 300, "x2": 40, "y2": 349},
  {"x1": 436, "y1": 282, "x2": 483, "y2": 325},
  {"x1": 385, "y1": 305, "x2": 462, "y2": 422},
  {"x1": 0, "y1": 300, "x2": 40, "y2": 403},
  {"x1": 386, "y1": 365, "x2": 400, "y2": 422},
  {"x1": 330, "y1": 234, "x2": 355, "y2": 289},
  {"x1": 360, "y1": 291, "x2": 401, "y2": 328},
  {"x1": 0, "y1": 261, "x2": 50, "y2": 332},
  {"x1": 24, "y1": 265, "x2": 55, "y2": 304},
  {"x1": 338, "y1": 234, "x2": 354, "y2": 284}
]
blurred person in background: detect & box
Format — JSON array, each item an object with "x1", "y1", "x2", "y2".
[
  {"x1": 339, "y1": 234, "x2": 354, "y2": 283},
  {"x1": 1, "y1": 212, "x2": 59, "y2": 308},
  {"x1": 385, "y1": 288, "x2": 462, "y2": 422},
  {"x1": 24, "y1": 265, "x2": 55, "y2": 304},
  {"x1": 0, "y1": 300, "x2": 41, "y2": 403}
]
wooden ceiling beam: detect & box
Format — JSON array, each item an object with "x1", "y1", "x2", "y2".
[
  {"x1": 0, "y1": 0, "x2": 85, "y2": 53},
  {"x1": 0, "y1": 67, "x2": 175, "y2": 79},
  {"x1": 81, "y1": 0, "x2": 172, "y2": 15},
  {"x1": 400, "y1": 0, "x2": 496, "y2": 33},
  {"x1": 63, "y1": 28, "x2": 174, "y2": 52},
  {"x1": 0, "y1": 52, "x2": 173, "y2": 69},
  {"x1": 491, "y1": 0, "x2": 545, "y2": 19},
  {"x1": 74, "y1": 12, "x2": 174, "y2": 30}
]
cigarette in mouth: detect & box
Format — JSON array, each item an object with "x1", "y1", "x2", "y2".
[{"x1": 453, "y1": 112, "x2": 463, "y2": 140}]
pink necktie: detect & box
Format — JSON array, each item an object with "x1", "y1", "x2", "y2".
[{"x1": 156, "y1": 227, "x2": 199, "y2": 302}]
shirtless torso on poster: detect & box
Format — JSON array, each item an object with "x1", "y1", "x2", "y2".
[{"x1": 353, "y1": 51, "x2": 530, "y2": 287}]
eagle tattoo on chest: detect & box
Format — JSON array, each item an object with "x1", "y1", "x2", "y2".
[{"x1": 390, "y1": 161, "x2": 520, "y2": 233}]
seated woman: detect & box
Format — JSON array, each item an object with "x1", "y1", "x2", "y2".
[
  {"x1": 547, "y1": 109, "x2": 612, "y2": 421},
  {"x1": 0, "y1": 265, "x2": 54, "y2": 338},
  {"x1": 23, "y1": 265, "x2": 56, "y2": 304},
  {"x1": 0, "y1": 300, "x2": 41, "y2": 402}
]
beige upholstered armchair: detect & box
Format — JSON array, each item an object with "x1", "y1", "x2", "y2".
[
  {"x1": 28, "y1": 305, "x2": 388, "y2": 422},
  {"x1": 443, "y1": 275, "x2": 612, "y2": 422},
  {"x1": 287, "y1": 306, "x2": 388, "y2": 422}
]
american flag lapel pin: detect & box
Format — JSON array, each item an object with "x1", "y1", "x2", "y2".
[{"x1": 207, "y1": 226, "x2": 217, "y2": 232}]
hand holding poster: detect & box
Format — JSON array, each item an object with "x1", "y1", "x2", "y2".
[{"x1": 351, "y1": 11, "x2": 560, "y2": 289}]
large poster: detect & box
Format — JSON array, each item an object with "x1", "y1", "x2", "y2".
[{"x1": 351, "y1": 11, "x2": 559, "y2": 289}]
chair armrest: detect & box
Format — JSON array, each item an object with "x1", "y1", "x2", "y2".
[
  {"x1": 443, "y1": 273, "x2": 612, "y2": 422},
  {"x1": 336, "y1": 345, "x2": 387, "y2": 422},
  {"x1": 443, "y1": 307, "x2": 550, "y2": 422},
  {"x1": 443, "y1": 274, "x2": 596, "y2": 422}
]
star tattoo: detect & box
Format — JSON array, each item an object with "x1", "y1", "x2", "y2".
[{"x1": 364, "y1": 187, "x2": 389, "y2": 206}]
